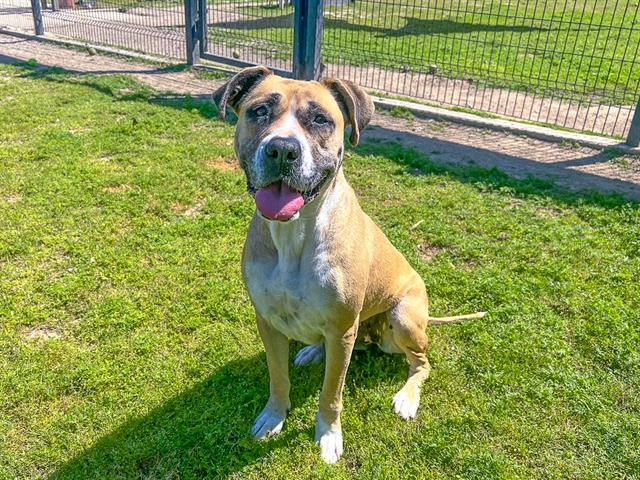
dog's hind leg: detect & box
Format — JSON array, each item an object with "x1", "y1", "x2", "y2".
[
  {"x1": 294, "y1": 343, "x2": 325, "y2": 366},
  {"x1": 388, "y1": 292, "x2": 431, "y2": 420}
]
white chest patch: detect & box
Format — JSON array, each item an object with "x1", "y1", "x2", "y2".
[{"x1": 244, "y1": 188, "x2": 344, "y2": 344}]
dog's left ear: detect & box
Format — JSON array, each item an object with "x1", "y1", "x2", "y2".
[
  {"x1": 322, "y1": 79, "x2": 374, "y2": 146},
  {"x1": 212, "y1": 66, "x2": 272, "y2": 119}
]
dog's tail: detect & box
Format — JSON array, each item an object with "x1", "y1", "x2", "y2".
[{"x1": 428, "y1": 311, "x2": 487, "y2": 325}]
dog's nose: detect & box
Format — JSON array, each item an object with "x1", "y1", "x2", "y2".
[{"x1": 264, "y1": 137, "x2": 301, "y2": 171}]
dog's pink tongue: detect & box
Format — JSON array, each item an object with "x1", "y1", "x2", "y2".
[{"x1": 255, "y1": 182, "x2": 304, "y2": 221}]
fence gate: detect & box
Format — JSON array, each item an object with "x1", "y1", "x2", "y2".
[
  {"x1": 193, "y1": 0, "x2": 294, "y2": 77},
  {"x1": 193, "y1": 0, "x2": 322, "y2": 79}
]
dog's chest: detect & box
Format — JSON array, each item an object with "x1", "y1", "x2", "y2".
[
  {"x1": 248, "y1": 262, "x2": 333, "y2": 344},
  {"x1": 245, "y1": 222, "x2": 339, "y2": 345}
]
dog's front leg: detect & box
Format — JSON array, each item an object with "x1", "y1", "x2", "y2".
[
  {"x1": 315, "y1": 320, "x2": 358, "y2": 464},
  {"x1": 251, "y1": 314, "x2": 290, "y2": 440}
]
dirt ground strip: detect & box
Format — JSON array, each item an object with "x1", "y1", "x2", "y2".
[{"x1": 1, "y1": 32, "x2": 638, "y2": 200}]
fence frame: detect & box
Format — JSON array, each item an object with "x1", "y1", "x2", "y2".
[
  {"x1": 29, "y1": 0, "x2": 43, "y2": 35},
  {"x1": 184, "y1": 0, "x2": 200, "y2": 65},
  {"x1": 628, "y1": 100, "x2": 640, "y2": 147},
  {"x1": 195, "y1": 0, "x2": 289, "y2": 77},
  {"x1": 193, "y1": 0, "x2": 323, "y2": 80},
  {"x1": 292, "y1": 0, "x2": 324, "y2": 80}
]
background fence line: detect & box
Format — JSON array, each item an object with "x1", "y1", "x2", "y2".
[{"x1": 0, "y1": 0, "x2": 638, "y2": 144}]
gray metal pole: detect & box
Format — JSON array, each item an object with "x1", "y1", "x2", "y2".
[
  {"x1": 30, "y1": 0, "x2": 44, "y2": 35},
  {"x1": 293, "y1": 0, "x2": 324, "y2": 80},
  {"x1": 184, "y1": 0, "x2": 200, "y2": 65},
  {"x1": 197, "y1": 0, "x2": 207, "y2": 54},
  {"x1": 627, "y1": 99, "x2": 640, "y2": 147}
]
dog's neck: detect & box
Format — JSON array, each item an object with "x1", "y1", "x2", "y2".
[{"x1": 261, "y1": 169, "x2": 348, "y2": 262}]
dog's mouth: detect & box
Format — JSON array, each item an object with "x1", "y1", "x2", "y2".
[{"x1": 248, "y1": 173, "x2": 330, "y2": 222}]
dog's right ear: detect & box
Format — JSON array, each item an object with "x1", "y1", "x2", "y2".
[{"x1": 212, "y1": 66, "x2": 272, "y2": 120}]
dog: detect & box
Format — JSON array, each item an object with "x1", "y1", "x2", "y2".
[{"x1": 213, "y1": 66, "x2": 485, "y2": 464}]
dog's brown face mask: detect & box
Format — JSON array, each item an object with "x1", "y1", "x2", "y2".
[{"x1": 213, "y1": 66, "x2": 374, "y2": 222}]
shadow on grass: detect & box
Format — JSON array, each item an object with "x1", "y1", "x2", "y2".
[
  {"x1": 49, "y1": 353, "x2": 276, "y2": 478},
  {"x1": 10, "y1": 61, "x2": 640, "y2": 208},
  {"x1": 356, "y1": 134, "x2": 640, "y2": 206},
  {"x1": 10, "y1": 60, "x2": 235, "y2": 121},
  {"x1": 209, "y1": 13, "x2": 553, "y2": 37},
  {"x1": 48, "y1": 347, "x2": 404, "y2": 479}
]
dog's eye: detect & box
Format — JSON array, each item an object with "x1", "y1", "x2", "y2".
[
  {"x1": 253, "y1": 106, "x2": 268, "y2": 117},
  {"x1": 314, "y1": 114, "x2": 328, "y2": 125}
]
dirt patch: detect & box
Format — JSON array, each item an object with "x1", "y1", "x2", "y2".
[
  {"x1": 172, "y1": 199, "x2": 204, "y2": 217},
  {"x1": 204, "y1": 156, "x2": 238, "y2": 172},
  {"x1": 2, "y1": 193, "x2": 21, "y2": 204},
  {"x1": 417, "y1": 243, "x2": 444, "y2": 262},
  {"x1": 103, "y1": 184, "x2": 133, "y2": 194},
  {"x1": 24, "y1": 326, "x2": 62, "y2": 341},
  {"x1": 536, "y1": 206, "x2": 563, "y2": 217},
  {"x1": 461, "y1": 258, "x2": 480, "y2": 270}
]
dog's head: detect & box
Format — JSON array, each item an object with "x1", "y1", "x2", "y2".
[{"x1": 213, "y1": 66, "x2": 374, "y2": 222}]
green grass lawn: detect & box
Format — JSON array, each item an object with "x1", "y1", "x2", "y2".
[
  {"x1": 1, "y1": 63, "x2": 639, "y2": 479},
  {"x1": 213, "y1": 0, "x2": 640, "y2": 104}
]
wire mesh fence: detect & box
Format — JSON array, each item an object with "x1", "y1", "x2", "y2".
[
  {"x1": 204, "y1": 0, "x2": 293, "y2": 73},
  {"x1": 43, "y1": 0, "x2": 185, "y2": 59},
  {"x1": 322, "y1": 0, "x2": 640, "y2": 139},
  {"x1": 0, "y1": 0, "x2": 36, "y2": 33},
  {"x1": 1, "y1": 0, "x2": 639, "y2": 139},
  {"x1": 0, "y1": 0, "x2": 186, "y2": 59}
]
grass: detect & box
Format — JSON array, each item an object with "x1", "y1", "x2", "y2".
[
  {"x1": 217, "y1": 0, "x2": 639, "y2": 104},
  {"x1": 1, "y1": 63, "x2": 640, "y2": 479}
]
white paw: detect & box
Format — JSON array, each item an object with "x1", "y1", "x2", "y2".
[
  {"x1": 314, "y1": 413, "x2": 343, "y2": 464},
  {"x1": 293, "y1": 343, "x2": 324, "y2": 367},
  {"x1": 392, "y1": 388, "x2": 419, "y2": 420},
  {"x1": 251, "y1": 406, "x2": 286, "y2": 440}
]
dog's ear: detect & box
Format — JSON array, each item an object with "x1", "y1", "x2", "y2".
[
  {"x1": 212, "y1": 66, "x2": 272, "y2": 119},
  {"x1": 322, "y1": 78, "x2": 374, "y2": 146}
]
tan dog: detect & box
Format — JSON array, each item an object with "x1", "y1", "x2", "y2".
[{"x1": 213, "y1": 66, "x2": 485, "y2": 464}]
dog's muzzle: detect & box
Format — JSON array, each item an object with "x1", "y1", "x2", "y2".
[{"x1": 247, "y1": 136, "x2": 333, "y2": 222}]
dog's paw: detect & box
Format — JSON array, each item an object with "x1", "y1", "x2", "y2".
[
  {"x1": 251, "y1": 406, "x2": 286, "y2": 440},
  {"x1": 392, "y1": 387, "x2": 420, "y2": 420},
  {"x1": 314, "y1": 413, "x2": 343, "y2": 464},
  {"x1": 294, "y1": 343, "x2": 324, "y2": 367}
]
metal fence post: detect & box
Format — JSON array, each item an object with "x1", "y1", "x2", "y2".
[
  {"x1": 293, "y1": 0, "x2": 324, "y2": 80},
  {"x1": 197, "y1": 0, "x2": 207, "y2": 54},
  {"x1": 30, "y1": 0, "x2": 44, "y2": 35},
  {"x1": 184, "y1": 0, "x2": 200, "y2": 65},
  {"x1": 627, "y1": 99, "x2": 640, "y2": 147}
]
